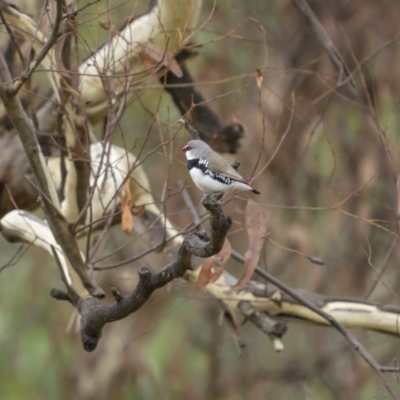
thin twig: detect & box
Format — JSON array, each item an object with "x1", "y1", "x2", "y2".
[
  {"x1": 0, "y1": 244, "x2": 26, "y2": 274},
  {"x1": 252, "y1": 93, "x2": 295, "y2": 181},
  {"x1": 176, "y1": 180, "x2": 204, "y2": 229},
  {"x1": 0, "y1": 7, "x2": 25, "y2": 67},
  {"x1": 336, "y1": 33, "x2": 400, "y2": 92},
  {"x1": 9, "y1": 0, "x2": 64, "y2": 95},
  {"x1": 364, "y1": 236, "x2": 398, "y2": 299},
  {"x1": 178, "y1": 118, "x2": 200, "y2": 139},
  {"x1": 291, "y1": 0, "x2": 356, "y2": 98}
]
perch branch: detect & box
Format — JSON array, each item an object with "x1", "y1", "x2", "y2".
[{"x1": 78, "y1": 193, "x2": 231, "y2": 351}]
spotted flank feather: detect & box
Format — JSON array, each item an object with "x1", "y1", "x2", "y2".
[{"x1": 189, "y1": 158, "x2": 232, "y2": 183}]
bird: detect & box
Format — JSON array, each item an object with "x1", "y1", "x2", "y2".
[{"x1": 182, "y1": 139, "x2": 260, "y2": 194}]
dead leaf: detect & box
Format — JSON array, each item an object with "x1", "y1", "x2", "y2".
[
  {"x1": 139, "y1": 42, "x2": 183, "y2": 78},
  {"x1": 197, "y1": 239, "x2": 232, "y2": 291},
  {"x1": 255, "y1": 69, "x2": 263, "y2": 89},
  {"x1": 140, "y1": 52, "x2": 158, "y2": 79},
  {"x1": 118, "y1": 177, "x2": 146, "y2": 234},
  {"x1": 119, "y1": 180, "x2": 133, "y2": 234},
  {"x1": 232, "y1": 200, "x2": 267, "y2": 290}
]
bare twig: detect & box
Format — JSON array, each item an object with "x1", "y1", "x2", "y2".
[
  {"x1": 0, "y1": 7, "x2": 25, "y2": 67},
  {"x1": 230, "y1": 250, "x2": 399, "y2": 400},
  {"x1": 364, "y1": 236, "x2": 398, "y2": 299},
  {"x1": 178, "y1": 117, "x2": 200, "y2": 139},
  {"x1": 291, "y1": 0, "x2": 356, "y2": 98},
  {"x1": 177, "y1": 180, "x2": 204, "y2": 229},
  {"x1": 0, "y1": 244, "x2": 26, "y2": 273},
  {"x1": 238, "y1": 300, "x2": 287, "y2": 351},
  {"x1": 335, "y1": 33, "x2": 400, "y2": 93},
  {"x1": 252, "y1": 93, "x2": 295, "y2": 180}
]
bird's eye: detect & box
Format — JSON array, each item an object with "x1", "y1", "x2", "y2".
[{"x1": 187, "y1": 146, "x2": 192, "y2": 150}]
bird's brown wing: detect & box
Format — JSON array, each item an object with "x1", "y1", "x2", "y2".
[{"x1": 206, "y1": 152, "x2": 247, "y2": 182}]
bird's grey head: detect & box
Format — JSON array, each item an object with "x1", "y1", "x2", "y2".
[{"x1": 182, "y1": 140, "x2": 212, "y2": 160}]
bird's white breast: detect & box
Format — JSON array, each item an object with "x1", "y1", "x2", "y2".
[
  {"x1": 189, "y1": 168, "x2": 251, "y2": 193},
  {"x1": 189, "y1": 168, "x2": 231, "y2": 192}
]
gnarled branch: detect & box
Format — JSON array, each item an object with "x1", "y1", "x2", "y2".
[{"x1": 78, "y1": 193, "x2": 231, "y2": 351}]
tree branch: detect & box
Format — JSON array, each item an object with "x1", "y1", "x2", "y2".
[
  {"x1": 238, "y1": 300, "x2": 287, "y2": 352},
  {"x1": 78, "y1": 193, "x2": 231, "y2": 351},
  {"x1": 230, "y1": 252, "x2": 400, "y2": 400}
]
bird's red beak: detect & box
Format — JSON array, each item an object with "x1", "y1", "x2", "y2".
[{"x1": 182, "y1": 145, "x2": 188, "y2": 152}]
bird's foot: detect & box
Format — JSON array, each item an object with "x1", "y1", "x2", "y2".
[{"x1": 201, "y1": 192, "x2": 223, "y2": 205}]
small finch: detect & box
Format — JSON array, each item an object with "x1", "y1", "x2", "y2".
[{"x1": 182, "y1": 140, "x2": 260, "y2": 194}]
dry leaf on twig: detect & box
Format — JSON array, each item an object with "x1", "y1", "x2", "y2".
[
  {"x1": 255, "y1": 69, "x2": 263, "y2": 89},
  {"x1": 119, "y1": 180, "x2": 134, "y2": 234},
  {"x1": 232, "y1": 200, "x2": 267, "y2": 290},
  {"x1": 140, "y1": 52, "x2": 158, "y2": 78},
  {"x1": 118, "y1": 180, "x2": 145, "y2": 234},
  {"x1": 197, "y1": 239, "x2": 232, "y2": 291}
]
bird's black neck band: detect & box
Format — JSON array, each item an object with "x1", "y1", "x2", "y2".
[{"x1": 187, "y1": 158, "x2": 200, "y2": 170}]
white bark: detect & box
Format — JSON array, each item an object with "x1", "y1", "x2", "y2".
[
  {"x1": 80, "y1": 0, "x2": 202, "y2": 114},
  {"x1": 186, "y1": 268, "x2": 400, "y2": 337}
]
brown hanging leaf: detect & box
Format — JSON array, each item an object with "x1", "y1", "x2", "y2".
[
  {"x1": 119, "y1": 180, "x2": 134, "y2": 234},
  {"x1": 197, "y1": 239, "x2": 232, "y2": 291},
  {"x1": 232, "y1": 200, "x2": 267, "y2": 290},
  {"x1": 140, "y1": 52, "x2": 158, "y2": 79},
  {"x1": 139, "y1": 42, "x2": 183, "y2": 78},
  {"x1": 255, "y1": 68, "x2": 263, "y2": 89}
]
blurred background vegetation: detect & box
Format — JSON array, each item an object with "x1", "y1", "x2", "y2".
[{"x1": 1, "y1": 0, "x2": 400, "y2": 399}]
